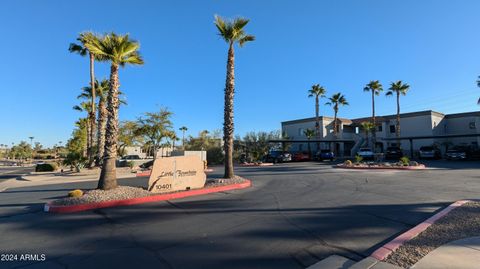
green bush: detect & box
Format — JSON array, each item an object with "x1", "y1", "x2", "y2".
[
  {"x1": 400, "y1": 156, "x2": 410, "y2": 166},
  {"x1": 35, "y1": 163, "x2": 58, "y2": 172},
  {"x1": 354, "y1": 155, "x2": 363, "y2": 164},
  {"x1": 207, "y1": 147, "x2": 224, "y2": 165}
]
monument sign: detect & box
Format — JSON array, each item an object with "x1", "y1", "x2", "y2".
[{"x1": 148, "y1": 156, "x2": 206, "y2": 193}]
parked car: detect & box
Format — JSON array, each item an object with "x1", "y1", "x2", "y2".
[
  {"x1": 445, "y1": 148, "x2": 467, "y2": 160},
  {"x1": 385, "y1": 146, "x2": 403, "y2": 160},
  {"x1": 263, "y1": 151, "x2": 292, "y2": 163},
  {"x1": 418, "y1": 146, "x2": 441, "y2": 159},
  {"x1": 122, "y1": 155, "x2": 141, "y2": 160},
  {"x1": 292, "y1": 152, "x2": 311, "y2": 162},
  {"x1": 314, "y1": 150, "x2": 335, "y2": 161},
  {"x1": 357, "y1": 148, "x2": 374, "y2": 160}
]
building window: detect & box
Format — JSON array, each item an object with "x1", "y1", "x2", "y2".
[
  {"x1": 377, "y1": 125, "x2": 382, "y2": 132},
  {"x1": 469, "y1": 122, "x2": 476, "y2": 129},
  {"x1": 389, "y1": 125, "x2": 396, "y2": 133},
  {"x1": 355, "y1": 127, "x2": 359, "y2": 134},
  {"x1": 298, "y1": 128, "x2": 305, "y2": 136}
]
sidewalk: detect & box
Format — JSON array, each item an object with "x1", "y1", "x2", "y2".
[
  {"x1": 0, "y1": 167, "x2": 137, "y2": 192},
  {"x1": 413, "y1": 236, "x2": 480, "y2": 269}
]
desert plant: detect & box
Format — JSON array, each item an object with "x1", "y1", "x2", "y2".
[
  {"x1": 354, "y1": 155, "x2": 363, "y2": 164},
  {"x1": 344, "y1": 160, "x2": 353, "y2": 166},
  {"x1": 68, "y1": 189, "x2": 84, "y2": 198},
  {"x1": 400, "y1": 156, "x2": 410, "y2": 166},
  {"x1": 63, "y1": 152, "x2": 87, "y2": 172},
  {"x1": 35, "y1": 163, "x2": 58, "y2": 172}
]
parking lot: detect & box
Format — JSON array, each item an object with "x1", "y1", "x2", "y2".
[{"x1": 1, "y1": 160, "x2": 480, "y2": 268}]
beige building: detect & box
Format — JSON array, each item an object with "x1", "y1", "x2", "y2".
[{"x1": 281, "y1": 110, "x2": 480, "y2": 157}]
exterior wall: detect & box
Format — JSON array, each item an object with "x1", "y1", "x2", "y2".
[{"x1": 282, "y1": 110, "x2": 480, "y2": 157}]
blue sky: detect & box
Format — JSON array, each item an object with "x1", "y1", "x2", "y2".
[{"x1": 1, "y1": 0, "x2": 480, "y2": 147}]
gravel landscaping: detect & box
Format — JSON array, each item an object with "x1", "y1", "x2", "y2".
[
  {"x1": 385, "y1": 201, "x2": 480, "y2": 268},
  {"x1": 51, "y1": 176, "x2": 249, "y2": 206}
]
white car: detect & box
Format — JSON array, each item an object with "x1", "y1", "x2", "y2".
[{"x1": 357, "y1": 148, "x2": 374, "y2": 159}]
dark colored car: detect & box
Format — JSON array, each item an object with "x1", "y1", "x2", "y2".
[
  {"x1": 263, "y1": 151, "x2": 292, "y2": 163},
  {"x1": 445, "y1": 146, "x2": 480, "y2": 160},
  {"x1": 419, "y1": 146, "x2": 441, "y2": 159},
  {"x1": 292, "y1": 152, "x2": 311, "y2": 162},
  {"x1": 314, "y1": 150, "x2": 335, "y2": 161},
  {"x1": 445, "y1": 148, "x2": 467, "y2": 160},
  {"x1": 385, "y1": 146, "x2": 403, "y2": 160}
]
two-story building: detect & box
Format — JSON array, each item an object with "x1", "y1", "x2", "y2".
[{"x1": 281, "y1": 110, "x2": 480, "y2": 157}]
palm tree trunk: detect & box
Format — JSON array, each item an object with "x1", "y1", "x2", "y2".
[
  {"x1": 333, "y1": 108, "x2": 338, "y2": 155},
  {"x1": 98, "y1": 64, "x2": 120, "y2": 190},
  {"x1": 315, "y1": 96, "x2": 320, "y2": 151},
  {"x1": 182, "y1": 131, "x2": 185, "y2": 150},
  {"x1": 95, "y1": 98, "x2": 107, "y2": 166},
  {"x1": 88, "y1": 53, "x2": 96, "y2": 168},
  {"x1": 85, "y1": 118, "x2": 91, "y2": 158},
  {"x1": 371, "y1": 91, "x2": 376, "y2": 151},
  {"x1": 223, "y1": 42, "x2": 235, "y2": 179},
  {"x1": 396, "y1": 92, "x2": 401, "y2": 145}
]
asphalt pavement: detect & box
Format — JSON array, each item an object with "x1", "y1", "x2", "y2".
[{"x1": 1, "y1": 160, "x2": 480, "y2": 269}]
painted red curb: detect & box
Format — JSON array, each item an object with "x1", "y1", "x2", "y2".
[
  {"x1": 335, "y1": 164, "x2": 426, "y2": 170},
  {"x1": 370, "y1": 199, "x2": 470, "y2": 260},
  {"x1": 136, "y1": 168, "x2": 214, "y2": 177},
  {"x1": 44, "y1": 180, "x2": 252, "y2": 214}
]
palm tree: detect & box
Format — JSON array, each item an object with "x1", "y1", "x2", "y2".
[
  {"x1": 360, "y1": 121, "x2": 375, "y2": 148},
  {"x1": 308, "y1": 84, "x2": 326, "y2": 149},
  {"x1": 85, "y1": 33, "x2": 144, "y2": 190},
  {"x1": 386, "y1": 81, "x2": 410, "y2": 141},
  {"x1": 326, "y1": 93, "x2": 349, "y2": 155},
  {"x1": 95, "y1": 79, "x2": 110, "y2": 166},
  {"x1": 363, "y1": 80, "x2": 383, "y2": 149},
  {"x1": 476, "y1": 76, "x2": 480, "y2": 104},
  {"x1": 215, "y1": 15, "x2": 255, "y2": 179},
  {"x1": 69, "y1": 32, "x2": 103, "y2": 167},
  {"x1": 303, "y1": 129, "x2": 315, "y2": 157},
  {"x1": 179, "y1": 126, "x2": 188, "y2": 149}
]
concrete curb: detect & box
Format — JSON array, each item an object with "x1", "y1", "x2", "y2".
[
  {"x1": 370, "y1": 199, "x2": 470, "y2": 260},
  {"x1": 335, "y1": 164, "x2": 426, "y2": 170},
  {"x1": 44, "y1": 179, "x2": 252, "y2": 214}
]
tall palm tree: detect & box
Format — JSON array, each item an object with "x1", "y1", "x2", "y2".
[
  {"x1": 179, "y1": 126, "x2": 188, "y2": 149},
  {"x1": 303, "y1": 129, "x2": 315, "y2": 157},
  {"x1": 476, "y1": 76, "x2": 480, "y2": 104},
  {"x1": 85, "y1": 33, "x2": 144, "y2": 190},
  {"x1": 215, "y1": 15, "x2": 255, "y2": 179},
  {"x1": 386, "y1": 81, "x2": 410, "y2": 141},
  {"x1": 326, "y1": 93, "x2": 349, "y2": 155},
  {"x1": 308, "y1": 84, "x2": 326, "y2": 149},
  {"x1": 363, "y1": 80, "x2": 383, "y2": 149},
  {"x1": 360, "y1": 121, "x2": 375, "y2": 148},
  {"x1": 69, "y1": 32, "x2": 103, "y2": 167}
]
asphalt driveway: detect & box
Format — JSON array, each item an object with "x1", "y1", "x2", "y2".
[{"x1": 1, "y1": 161, "x2": 479, "y2": 269}]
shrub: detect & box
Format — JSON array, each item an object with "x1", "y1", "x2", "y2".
[
  {"x1": 400, "y1": 156, "x2": 410, "y2": 166},
  {"x1": 35, "y1": 163, "x2": 57, "y2": 172},
  {"x1": 127, "y1": 161, "x2": 135, "y2": 169},
  {"x1": 354, "y1": 155, "x2": 363, "y2": 164},
  {"x1": 68, "y1": 189, "x2": 83, "y2": 198},
  {"x1": 63, "y1": 152, "x2": 87, "y2": 172},
  {"x1": 207, "y1": 147, "x2": 224, "y2": 165},
  {"x1": 344, "y1": 160, "x2": 353, "y2": 166}
]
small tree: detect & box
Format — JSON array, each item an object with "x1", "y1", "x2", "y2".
[
  {"x1": 135, "y1": 108, "x2": 174, "y2": 159},
  {"x1": 360, "y1": 121, "x2": 375, "y2": 148},
  {"x1": 303, "y1": 129, "x2": 315, "y2": 157}
]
